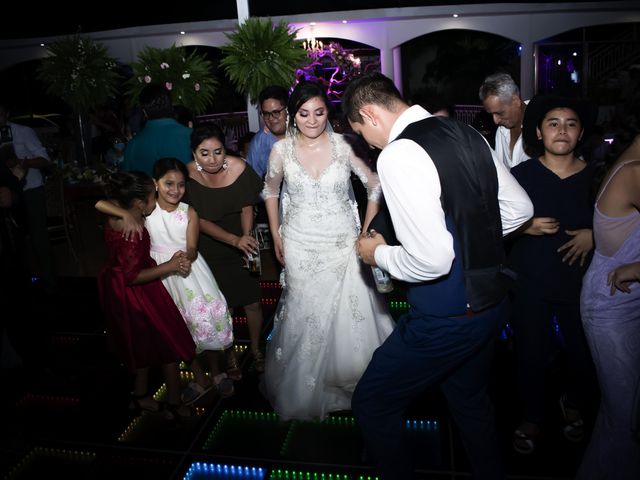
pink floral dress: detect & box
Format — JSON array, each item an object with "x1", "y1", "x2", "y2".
[{"x1": 146, "y1": 202, "x2": 233, "y2": 352}]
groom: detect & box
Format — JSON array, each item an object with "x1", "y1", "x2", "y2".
[{"x1": 342, "y1": 73, "x2": 533, "y2": 479}]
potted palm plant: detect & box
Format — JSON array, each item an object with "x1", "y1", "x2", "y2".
[
  {"x1": 38, "y1": 35, "x2": 120, "y2": 165},
  {"x1": 221, "y1": 18, "x2": 308, "y2": 104}
]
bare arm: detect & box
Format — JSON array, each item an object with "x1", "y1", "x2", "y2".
[
  {"x1": 95, "y1": 199, "x2": 143, "y2": 240},
  {"x1": 198, "y1": 213, "x2": 258, "y2": 257},
  {"x1": 104, "y1": 215, "x2": 190, "y2": 284},
  {"x1": 608, "y1": 262, "x2": 640, "y2": 295},
  {"x1": 199, "y1": 217, "x2": 240, "y2": 246},
  {"x1": 265, "y1": 196, "x2": 284, "y2": 265},
  {"x1": 362, "y1": 199, "x2": 381, "y2": 234},
  {"x1": 185, "y1": 206, "x2": 199, "y2": 261},
  {"x1": 131, "y1": 251, "x2": 189, "y2": 285},
  {"x1": 239, "y1": 204, "x2": 259, "y2": 255},
  {"x1": 348, "y1": 144, "x2": 381, "y2": 232}
]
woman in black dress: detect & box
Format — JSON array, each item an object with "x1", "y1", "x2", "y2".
[{"x1": 186, "y1": 124, "x2": 265, "y2": 377}]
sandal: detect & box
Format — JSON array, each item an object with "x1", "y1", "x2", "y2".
[
  {"x1": 559, "y1": 394, "x2": 585, "y2": 442},
  {"x1": 226, "y1": 350, "x2": 243, "y2": 381},
  {"x1": 165, "y1": 403, "x2": 193, "y2": 420},
  {"x1": 212, "y1": 373, "x2": 235, "y2": 398},
  {"x1": 252, "y1": 349, "x2": 265, "y2": 373},
  {"x1": 129, "y1": 393, "x2": 160, "y2": 414},
  {"x1": 513, "y1": 423, "x2": 539, "y2": 455},
  {"x1": 180, "y1": 381, "x2": 213, "y2": 406}
]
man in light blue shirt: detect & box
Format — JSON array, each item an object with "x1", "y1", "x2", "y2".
[{"x1": 246, "y1": 86, "x2": 289, "y2": 179}]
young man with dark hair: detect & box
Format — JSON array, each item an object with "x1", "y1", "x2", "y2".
[{"x1": 343, "y1": 72, "x2": 533, "y2": 480}]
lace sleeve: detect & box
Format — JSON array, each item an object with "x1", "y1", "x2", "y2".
[
  {"x1": 262, "y1": 141, "x2": 285, "y2": 199},
  {"x1": 348, "y1": 145, "x2": 382, "y2": 202}
]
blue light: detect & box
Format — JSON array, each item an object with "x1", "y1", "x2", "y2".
[{"x1": 183, "y1": 461, "x2": 265, "y2": 479}]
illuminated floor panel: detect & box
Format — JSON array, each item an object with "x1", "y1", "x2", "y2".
[
  {"x1": 202, "y1": 410, "x2": 290, "y2": 458},
  {"x1": 201, "y1": 410, "x2": 444, "y2": 470},
  {"x1": 279, "y1": 417, "x2": 364, "y2": 464},
  {"x1": 2, "y1": 277, "x2": 588, "y2": 479},
  {"x1": 4, "y1": 447, "x2": 179, "y2": 479},
  {"x1": 184, "y1": 462, "x2": 266, "y2": 479}
]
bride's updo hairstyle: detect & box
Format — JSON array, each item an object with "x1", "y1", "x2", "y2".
[{"x1": 287, "y1": 81, "x2": 333, "y2": 134}]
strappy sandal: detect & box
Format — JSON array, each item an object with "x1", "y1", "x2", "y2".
[
  {"x1": 513, "y1": 423, "x2": 540, "y2": 454},
  {"x1": 165, "y1": 403, "x2": 193, "y2": 420},
  {"x1": 129, "y1": 393, "x2": 161, "y2": 414},
  {"x1": 180, "y1": 381, "x2": 213, "y2": 406},
  {"x1": 559, "y1": 394, "x2": 585, "y2": 442},
  {"x1": 213, "y1": 373, "x2": 235, "y2": 398},
  {"x1": 226, "y1": 350, "x2": 243, "y2": 381}
]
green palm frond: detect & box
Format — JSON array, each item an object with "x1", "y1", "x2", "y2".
[
  {"x1": 221, "y1": 18, "x2": 308, "y2": 103},
  {"x1": 38, "y1": 35, "x2": 120, "y2": 113},
  {"x1": 126, "y1": 45, "x2": 218, "y2": 115}
]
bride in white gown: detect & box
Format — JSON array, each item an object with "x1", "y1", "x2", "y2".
[{"x1": 263, "y1": 81, "x2": 395, "y2": 421}]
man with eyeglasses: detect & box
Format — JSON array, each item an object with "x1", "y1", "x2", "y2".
[{"x1": 246, "y1": 86, "x2": 289, "y2": 179}]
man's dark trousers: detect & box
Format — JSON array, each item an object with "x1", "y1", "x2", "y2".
[{"x1": 352, "y1": 300, "x2": 506, "y2": 480}]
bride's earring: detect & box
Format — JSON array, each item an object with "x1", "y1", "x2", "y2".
[{"x1": 196, "y1": 162, "x2": 203, "y2": 172}]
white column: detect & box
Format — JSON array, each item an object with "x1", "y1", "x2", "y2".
[
  {"x1": 236, "y1": 0, "x2": 249, "y2": 23},
  {"x1": 380, "y1": 47, "x2": 394, "y2": 82},
  {"x1": 392, "y1": 46, "x2": 403, "y2": 96},
  {"x1": 236, "y1": 0, "x2": 260, "y2": 131},
  {"x1": 520, "y1": 41, "x2": 535, "y2": 100}
]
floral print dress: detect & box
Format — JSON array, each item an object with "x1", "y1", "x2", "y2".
[{"x1": 146, "y1": 202, "x2": 233, "y2": 352}]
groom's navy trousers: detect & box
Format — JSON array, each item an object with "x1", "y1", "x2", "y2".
[{"x1": 352, "y1": 299, "x2": 506, "y2": 480}]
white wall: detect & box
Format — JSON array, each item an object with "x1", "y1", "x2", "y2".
[{"x1": 1, "y1": 1, "x2": 639, "y2": 99}]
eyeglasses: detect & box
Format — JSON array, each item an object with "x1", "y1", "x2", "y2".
[{"x1": 261, "y1": 106, "x2": 286, "y2": 120}]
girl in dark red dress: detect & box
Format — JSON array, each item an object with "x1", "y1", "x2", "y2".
[{"x1": 98, "y1": 171, "x2": 196, "y2": 418}]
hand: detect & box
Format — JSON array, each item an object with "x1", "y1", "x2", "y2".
[
  {"x1": 235, "y1": 233, "x2": 259, "y2": 256},
  {"x1": 557, "y1": 228, "x2": 593, "y2": 266},
  {"x1": 170, "y1": 251, "x2": 191, "y2": 277},
  {"x1": 524, "y1": 217, "x2": 560, "y2": 236},
  {"x1": 357, "y1": 229, "x2": 387, "y2": 266},
  {"x1": 121, "y1": 211, "x2": 143, "y2": 241},
  {"x1": 273, "y1": 234, "x2": 285, "y2": 266},
  {"x1": 9, "y1": 163, "x2": 26, "y2": 181},
  {"x1": 607, "y1": 262, "x2": 640, "y2": 295}
]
